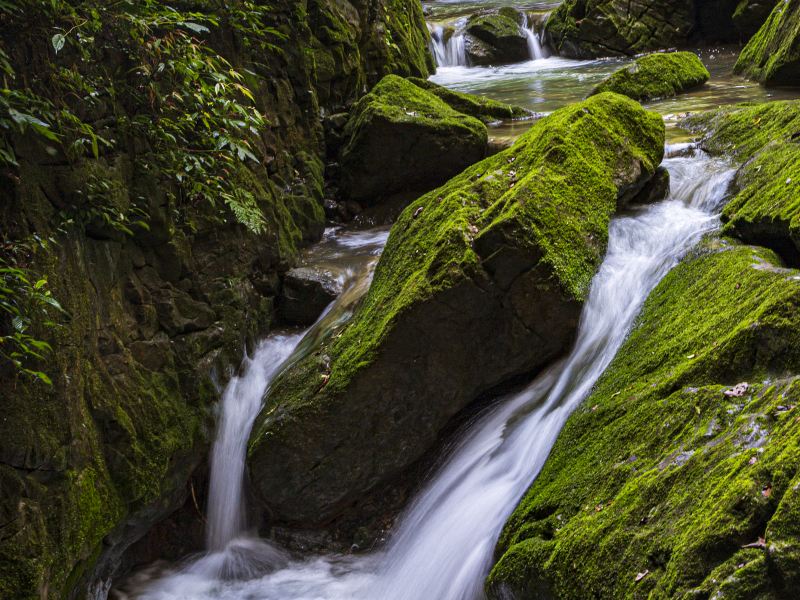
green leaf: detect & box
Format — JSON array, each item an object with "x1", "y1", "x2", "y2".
[{"x1": 52, "y1": 33, "x2": 66, "y2": 54}]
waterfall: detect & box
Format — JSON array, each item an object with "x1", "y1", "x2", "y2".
[
  {"x1": 205, "y1": 335, "x2": 304, "y2": 552},
  {"x1": 128, "y1": 152, "x2": 735, "y2": 600},
  {"x1": 521, "y1": 13, "x2": 548, "y2": 60},
  {"x1": 428, "y1": 22, "x2": 469, "y2": 67}
]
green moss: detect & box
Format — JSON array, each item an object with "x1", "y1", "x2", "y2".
[
  {"x1": 342, "y1": 75, "x2": 487, "y2": 147},
  {"x1": 490, "y1": 244, "x2": 800, "y2": 598},
  {"x1": 685, "y1": 101, "x2": 800, "y2": 261},
  {"x1": 592, "y1": 52, "x2": 710, "y2": 102},
  {"x1": 252, "y1": 90, "x2": 663, "y2": 448},
  {"x1": 406, "y1": 77, "x2": 533, "y2": 123},
  {"x1": 467, "y1": 12, "x2": 523, "y2": 41},
  {"x1": 735, "y1": 0, "x2": 800, "y2": 85}
]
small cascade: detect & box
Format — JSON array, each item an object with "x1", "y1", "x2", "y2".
[
  {"x1": 428, "y1": 22, "x2": 468, "y2": 67},
  {"x1": 521, "y1": 13, "x2": 549, "y2": 60}
]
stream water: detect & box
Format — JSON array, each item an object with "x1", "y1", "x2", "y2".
[{"x1": 120, "y1": 2, "x2": 800, "y2": 598}]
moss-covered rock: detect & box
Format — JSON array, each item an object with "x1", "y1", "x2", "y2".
[
  {"x1": 592, "y1": 51, "x2": 710, "y2": 102},
  {"x1": 546, "y1": 0, "x2": 776, "y2": 58},
  {"x1": 338, "y1": 75, "x2": 489, "y2": 204},
  {"x1": 247, "y1": 92, "x2": 665, "y2": 527},
  {"x1": 489, "y1": 242, "x2": 800, "y2": 599},
  {"x1": 735, "y1": 0, "x2": 800, "y2": 86},
  {"x1": 465, "y1": 10, "x2": 529, "y2": 65},
  {"x1": 406, "y1": 77, "x2": 533, "y2": 123},
  {"x1": 686, "y1": 101, "x2": 800, "y2": 265}
]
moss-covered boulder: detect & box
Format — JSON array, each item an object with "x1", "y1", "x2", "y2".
[
  {"x1": 406, "y1": 77, "x2": 533, "y2": 122},
  {"x1": 489, "y1": 242, "x2": 800, "y2": 599},
  {"x1": 465, "y1": 9, "x2": 529, "y2": 65},
  {"x1": 546, "y1": 0, "x2": 776, "y2": 58},
  {"x1": 686, "y1": 101, "x2": 800, "y2": 265},
  {"x1": 592, "y1": 52, "x2": 710, "y2": 102},
  {"x1": 735, "y1": 0, "x2": 800, "y2": 86},
  {"x1": 247, "y1": 93, "x2": 665, "y2": 527},
  {"x1": 338, "y1": 75, "x2": 489, "y2": 204}
]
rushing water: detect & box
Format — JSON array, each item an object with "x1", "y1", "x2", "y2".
[{"x1": 126, "y1": 150, "x2": 735, "y2": 599}]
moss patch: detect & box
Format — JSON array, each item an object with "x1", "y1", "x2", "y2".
[
  {"x1": 685, "y1": 101, "x2": 800, "y2": 264},
  {"x1": 490, "y1": 243, "x2": 800, "y2": 598},
  {"x1": 406, "y1": 77, "x2": 532, "y2": 123},
  {"x1": 592, "y1": 52, "x2": 710, "y2": 102},
  {"x1": 735, "y1": 0, "x2": 800, "y2": 85}
]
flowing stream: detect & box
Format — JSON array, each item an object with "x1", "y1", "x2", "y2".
[{"x1": 128, "y1": 150, "x2": 735, "y2": 600}]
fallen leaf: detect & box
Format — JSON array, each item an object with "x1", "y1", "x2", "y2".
[
  {"x1": 413, "y1": 206, "x2": 424, "y2": 218},
  {"x1": 749, "y1": 456, "x2": 758, "y2": 465},
  {"x1": 742, "y1": 537, "x2": 766, "y2": 549},
  {"x1": 686, "y1": 354, "x2": 696, "y2": 359},
  {"x1": 763, "y1": 485, "x2": 772, "y2": 498},
  {"x1": 635, "y1": 570, "x2": 650, "y2": 582}
]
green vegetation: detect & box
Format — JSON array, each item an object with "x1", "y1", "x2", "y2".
[
  {"x1": 407, "y1": 77, "x2": 533, "y2": 122},
  {"x1": 736, "y1": 0, "x2": 800, "y2": 85},
  {"x1": 686, "y1": 101, "x2": 800, "y2": 263},
  {"x1": 592, "y1": 52, "x2": 710, "y2": 102},
  {"x1": 490, "y1": 243, "x2": 800, "y2": 598}
]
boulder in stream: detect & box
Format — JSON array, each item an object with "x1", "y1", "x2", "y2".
[
  {"x1": 592, "y1": 52, "x2": 710, "y2": 102},
  {"x1": 465, "y1": 9, "x2": 529, "y2": 65},
  {"x1": 338, "y1": 75, "x2": 488, "y2": 204},
  {"x1": 279, "y1": 267, "x2": 343, "y2": 326},
  {"x1": 248, "y1": 92, "x2": 665, "y2": 527},
  {"x1": 735, "y1": 0, "x2": 800, "y2": 86},
  {"x1": 685, "y1": 100, "x2": 800, "y2": 265},
  {"x1": 489, "y1": 243, "x2": 800, "y2": 598},
  {"x1": 406, "y1": 77, "x2": 533, "y2": 122}
]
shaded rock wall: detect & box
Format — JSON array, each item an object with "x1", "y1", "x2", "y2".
[{"x1": 0, "y1": 1, "x2": 431, "y2": 598}]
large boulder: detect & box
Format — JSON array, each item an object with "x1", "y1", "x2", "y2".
[
  {"x1": 248, "y1": 93, "x2": 665, "y2": 527},
  {"x1": 735, "y1": 0, "x2": 800, "y2": 86},
  {"x1": 591, "y1": 51, "x2": 710, "y2": 102},
  {"x1": 686, "y1": 101, "x2": 800, "y2": 265},
  {"x1": 465, "y1": 9, "x2": 529, "y2": 65},
  {"x1": 546, "y1": 0, "x2": 778, "y2": 58},
  {"x1": 489, "y1": 243, "x2": 800, "y2": 599},
  {"x1": 338, "y1": 75, "x2": 488, "y2": 204}
]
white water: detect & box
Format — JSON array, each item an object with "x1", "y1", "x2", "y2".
[
  {"x1": 128, "y1": 152, "x2": 734, "y2": 599},
  {"x1": 429, "y1": 21, "x2": 469, "y2": 67},
  {"x1": 521, "y1": 13, "x2": 548, "y2": 60}
]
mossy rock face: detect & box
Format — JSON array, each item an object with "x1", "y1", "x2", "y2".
[
  {"x1": 489, "y1": 243, "x2": 800, "y2": 599},
  {"x1": 406, "y1": 77, "x2": 533, "y2": 122},
  {"x1": 248, "y1": 92, "x2": 665, "y2": 527},
  {"x1": 546, "y1": 0, "x2": 773, "y2": 58},
  {"x1": 686, "y1": 101, "x2": 800, "y2": 266},
  {"x1": 592, "y1": 51, "x2": 710, "y2": 102},
  {"x1": 465, "y1": 10, "x2": 529, "y2": 65},
  {"x1": 339, "y1": 74, "x2": 489, "y2": 204},
  {"x1": 733, "y1": 0, "x2": 782, "y2": 39},
  {"x1": 735, "y1": 0, "x2": 800, "y2": 86}
]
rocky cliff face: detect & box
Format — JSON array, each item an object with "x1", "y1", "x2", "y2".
[
  {"x1": 546, "y1": 0, "x2": 779, "y2": 58},
  {"x1": 0, "y1": 1, "x2": 430, "y2": 598}
]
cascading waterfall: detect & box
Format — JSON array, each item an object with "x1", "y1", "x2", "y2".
[
  {"x1": 521, "y1": 13, "x2": 548, "y2": 60},
  {"x1": 428, "y1": 21, "x2": 469, "y2": 67},
  {"x1": 130, "y1": 150, "x2": 734, "y2": 600}
]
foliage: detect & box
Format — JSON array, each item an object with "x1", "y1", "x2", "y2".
[
  {"x1": 0, "y1": 237, "x2": 62, "y2": 384},
  {"x1": 0, "y1": 0, "x2": 279, "y2": 234}
]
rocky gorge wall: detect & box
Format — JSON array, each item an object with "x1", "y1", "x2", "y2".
[{"x1": 0, "y1": 1, "x2": 430, "y2": 598}]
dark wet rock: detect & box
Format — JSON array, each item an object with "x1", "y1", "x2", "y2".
[
  {"x1": 338, "y1": 75, "x2": 488, "y2": 204},
  {"x1": 279, "y1": 267, "x2": 343, "y2": 326},
  {"x1": 248, "y1": 93, "x2": 665, "y2": 527},
  {"x1": 546, "y1": 0, "x2": 779, "y2": 58},
  {"x1": 465, "y1": 10, "x2": 529, "y2": 65}
]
